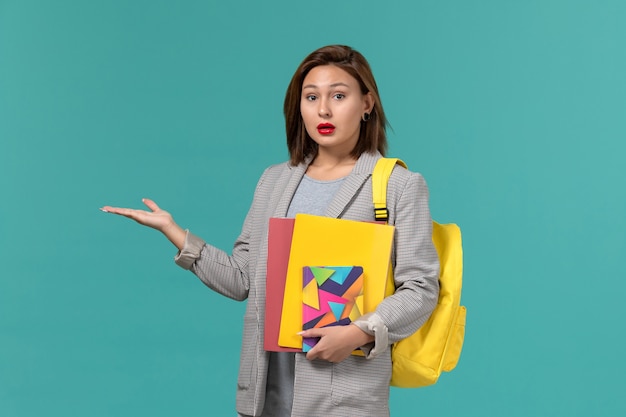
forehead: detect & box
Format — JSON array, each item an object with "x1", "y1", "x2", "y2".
[{"x1": 302, "y1": 65, "x2": 359, "y2": 89}]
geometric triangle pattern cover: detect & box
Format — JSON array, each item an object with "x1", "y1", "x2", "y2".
[{"x1": 302, "y1": 266, "x2": 364, "y2": 352}]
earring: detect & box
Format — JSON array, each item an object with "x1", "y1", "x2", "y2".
[{"x1": 362, "y1": 112, "x2": 371, "y2": 122}]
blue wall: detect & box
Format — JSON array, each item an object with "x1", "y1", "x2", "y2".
[{"x1": 1, "y1": 1, "x2": 625, "y2": 415}]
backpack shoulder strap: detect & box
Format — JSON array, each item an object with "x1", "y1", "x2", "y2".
[{"x1": 372, "y1": 158, "x2": 408, "y2": 222}]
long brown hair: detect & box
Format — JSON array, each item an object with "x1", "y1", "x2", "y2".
[{"x1": 284, "y1": 45, "x2": 388, "y2": 166}]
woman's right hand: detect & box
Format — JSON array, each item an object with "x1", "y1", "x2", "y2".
[{"x1": 100, "y1": 198, "x2": 186, "y2": 250}]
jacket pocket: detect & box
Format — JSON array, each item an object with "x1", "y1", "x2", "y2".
[
  {"x1": 237, "y1": 315, "x2": 257, "y2": 389},
  {"x1": 330, "y1": 352, "x2": 391, "y2": 413}
]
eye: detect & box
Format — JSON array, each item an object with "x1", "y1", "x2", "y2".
[
  {"x1": 333, "y1": 93, "x2": 345, "y2": 100},
  {"x1": 305, "y1": 94, "x2": 317, "y2": 101}
]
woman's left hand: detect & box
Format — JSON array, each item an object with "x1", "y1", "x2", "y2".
[{"x1": 300, "y1": 324, "x2": 374, "y2": 363}]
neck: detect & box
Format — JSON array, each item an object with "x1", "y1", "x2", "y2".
[{"x1": 307, "y1": 150, "x2": 358, "y2": 181}]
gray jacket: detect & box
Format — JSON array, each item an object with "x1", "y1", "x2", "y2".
[{"x1": 175, "y1": 151, "x2": 439, "y2": 417}]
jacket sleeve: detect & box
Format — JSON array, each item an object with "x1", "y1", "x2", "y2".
[
  {"x1": 173, "y1": 169, "x2": 270, "y2": 301},
  {"x1": 353, "y1": 171, "x2": 440, "y2": 357}
]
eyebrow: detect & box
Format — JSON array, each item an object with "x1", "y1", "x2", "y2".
[{"x1": 302, "y1": 82, "x2": 351, "y2": 90}]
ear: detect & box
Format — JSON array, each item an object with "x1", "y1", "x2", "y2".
[{"x1": 363, "y1": 92, "x2": 375, "y2": 114}]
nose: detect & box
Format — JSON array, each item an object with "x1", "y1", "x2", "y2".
[{"x1": 318, "y1": 98, "x2": 331, "y2": 118}]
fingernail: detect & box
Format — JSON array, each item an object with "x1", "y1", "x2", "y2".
[
  {"x1": 99, "y1": 208, "x2": 108, "y2": 212},
  {"x1": 297, "y1": 331, "x2": 304, "y2": 335}
]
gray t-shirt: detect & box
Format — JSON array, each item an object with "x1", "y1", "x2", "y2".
[
  {"x1": 240, "y1": 174, "x2": 346, "y2": 417},
  {"x1": 285, "y1": 174, "x2": 346, "y2": 218}
]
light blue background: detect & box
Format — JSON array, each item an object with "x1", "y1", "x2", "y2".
[{"x1": 1, "y1": 1, "x2": 625, "y2": 416}]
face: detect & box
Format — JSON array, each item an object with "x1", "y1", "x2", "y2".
[{"x1": 300, "y1": 65, "x2": 373, "y2": 156}]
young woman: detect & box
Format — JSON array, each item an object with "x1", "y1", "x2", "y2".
[{"x1": 101, "y1": 45, "x2": 439, "y2": 417}]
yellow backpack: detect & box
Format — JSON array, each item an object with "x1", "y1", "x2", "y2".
[{"x1": 372, "y1": 158, "x2": 466, "y2": 388}]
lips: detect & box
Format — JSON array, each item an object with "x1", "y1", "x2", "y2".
[{"x1": 317, "y1": 123, "x2": 335, "y2": 135}]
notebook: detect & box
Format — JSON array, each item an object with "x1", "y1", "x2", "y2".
[{"x1": 302, "y1": 266, "x2": 364, "y2": 352}]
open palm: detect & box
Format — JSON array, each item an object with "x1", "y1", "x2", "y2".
[{"x1": 101, "y1": 198, "x2": 173, "y2": 232}]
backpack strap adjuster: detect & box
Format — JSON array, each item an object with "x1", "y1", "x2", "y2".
[{"x1": 374, "y1": 206, "x2": 389, "y2": 222}]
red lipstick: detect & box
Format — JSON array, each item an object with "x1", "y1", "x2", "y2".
[{"x1": 317, "y1": 123, "x2": 335, "y2": 135}]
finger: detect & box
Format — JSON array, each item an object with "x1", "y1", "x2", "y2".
[
  {"x1": 142, "y1": 198, "x2": 160, "y2": 212},
  {"x1": 306, "y1": 345, "x2": 338, "y2": 363},
  {"x1": 100, "y1": 206, "x2": 128, "y2": 215},
  {"x1": 305, "y1": 349, "x2": 318, "y2": 361},
  {"x1": 301, "y1": 330, "x2": 330, "y2": 362},
  {"x1": 299, "y1": 328, "x2": 326, "y2": 339},
  {"x1": 101, "y1": 206, "x2": 142, "y2": 219}
]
